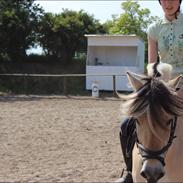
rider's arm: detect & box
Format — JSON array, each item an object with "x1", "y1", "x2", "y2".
[{"x1": 148, "y1": 36, "x2": 158, "y2": 64}]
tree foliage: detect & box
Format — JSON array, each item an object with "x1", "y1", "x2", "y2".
[
  {"x1": 107, "y1": 0, "x2": 159, "y2": 62},
  {"x1": 0, "y1": 0, "x2": 44, "y2": 61},
  {"x1": 109, "y1": 0, "x2": 158, "y2": 38},
  {"x1": 0, "y1": 0, "x2": 159, "y2": 64},
  {"x1": 39, "y1": 9, "x2": 107, "y2": 63}
]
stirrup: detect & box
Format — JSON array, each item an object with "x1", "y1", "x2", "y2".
[{"x1": 119, "y1": 169, "x2": 133, "y2": 183}]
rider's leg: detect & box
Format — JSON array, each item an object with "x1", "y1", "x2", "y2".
[{"x1": 119, "y1": 117, "x2": 136, "y2": 183}]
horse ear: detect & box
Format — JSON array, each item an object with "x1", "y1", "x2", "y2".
[
  {"x1": 126, "y1": 72, "x2": 144, "y2": 91},
  {"x1": 168, "y1": 75, "x2": 183, "y2": 89}
]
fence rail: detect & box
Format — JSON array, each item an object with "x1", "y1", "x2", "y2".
[
  {"x1": 0, "y1": 73, "x2": 127, "y2": 96},
  {"x1": 0, "y1": 73, "x2": 126, "y2": 77}
]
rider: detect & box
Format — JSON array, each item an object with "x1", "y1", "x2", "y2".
[{"x1": 120, "y1": 0, "x2": 183, "y2": 182}]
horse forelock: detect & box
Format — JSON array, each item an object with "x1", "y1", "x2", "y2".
[{"x1": 124, "y1": 77, "x2": 183, "y2": 128}]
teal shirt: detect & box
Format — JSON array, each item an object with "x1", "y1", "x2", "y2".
[{"x1": 148, "y1": 13, "x2": 183, "y2": 74}]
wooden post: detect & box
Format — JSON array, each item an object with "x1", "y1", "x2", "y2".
[
  {"x1": 113, "y1": 75, "x2": 116, "y2": 97},
  {"x1": 63, "y1": 77, "x2": 67, "y2": 95},
  {"x1": 23, "y1": 76, "x2": 28, "y2": 95}
]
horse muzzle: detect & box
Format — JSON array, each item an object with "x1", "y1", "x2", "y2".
[{"x1": 140, "y1": 160, "x2": 165, "y2": 183}]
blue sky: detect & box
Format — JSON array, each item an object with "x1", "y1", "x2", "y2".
[{"x1": 34, "y1": 1, "x2": 165, "y2": 23}]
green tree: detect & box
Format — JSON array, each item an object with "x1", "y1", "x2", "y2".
[
  {"x1": 0, "y1": 0, "x2": 44, "y2": 61},
  {"x1": 39, "y1": 9, "x2": 107, "y2": 63},
  {"x1": 108, "y1": 0, "x2": 159, "y2": 62}
]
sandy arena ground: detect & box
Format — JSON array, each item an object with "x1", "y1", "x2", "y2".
[{"x1": 0, "y1": 95, "x2": 126, "y2": 182}]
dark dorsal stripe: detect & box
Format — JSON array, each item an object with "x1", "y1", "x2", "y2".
[{"x1": 153, "y1": 60, "x2": 161, "y2": 78}]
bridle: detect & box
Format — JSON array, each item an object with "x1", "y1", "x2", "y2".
[{"x1": 135, "y1": 116, "x2": 177, "y2": 166}]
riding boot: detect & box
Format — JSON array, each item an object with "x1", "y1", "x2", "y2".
[{"x1": 119, "y1": 117, "x2": 136, "y2": 183}]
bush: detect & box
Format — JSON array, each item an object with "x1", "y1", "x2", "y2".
[{"x1": 0, "y1": 55, "x2": 87, "y2": 95}]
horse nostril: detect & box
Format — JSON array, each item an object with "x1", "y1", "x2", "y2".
[
  {"x1": 140, "y1": 162, "x2": 149, "y2": 179},
  {"x1": 157, "y1": 171, "x2": 165, "y2": 180},
  {"x1": 140, "y1": 170, "x2": 147, "y2": 179}
]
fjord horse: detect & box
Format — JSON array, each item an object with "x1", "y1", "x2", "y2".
[{"x1": 119, "y1": 65, "x2": 183, "y2": 183}]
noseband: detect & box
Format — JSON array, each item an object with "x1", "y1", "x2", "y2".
[{"x1": 135, "y1": 116, "x2": 177, "y2": 166}]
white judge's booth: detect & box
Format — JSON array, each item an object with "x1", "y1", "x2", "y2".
[{"x1": 85, "y1": 34, "x2": 145, "y2": 91}]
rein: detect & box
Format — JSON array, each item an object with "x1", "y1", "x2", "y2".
[{"x1": 135, "y1": 116, "x2": 177, "y2": 166}]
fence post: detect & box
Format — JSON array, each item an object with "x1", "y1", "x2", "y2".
[
  {"x1": 113, "y1": 75, "x2": 117, "y2": 97},
  {"x1": 23, "y1": 76, "x2": 28, "y2": 95},
  {"x1": 63, "y1": 76, "x2": 67, "y2": 95}
]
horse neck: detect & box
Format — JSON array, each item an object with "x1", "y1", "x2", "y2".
[
  {"x1": 164, "y1": 115, "x2": 183, "y2": 179},
  {"x1": 169, "y1": 115, "x2": 183, "y2": 153},
  {"x1": 175, "y1": 116, "x2": 183, "y2": 140}
]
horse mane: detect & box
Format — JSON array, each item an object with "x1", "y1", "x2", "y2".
[{"x1": 121, "y1": 76, "x2": 183, "y2": 128}]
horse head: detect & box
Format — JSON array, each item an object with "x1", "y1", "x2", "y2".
[{"x1": 120, "y1": 63, "x2": 183, "y2": 183}]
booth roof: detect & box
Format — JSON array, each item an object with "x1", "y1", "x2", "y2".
[{"x1": 84, "y1": 34, "x2": 143, "y2": 41}]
